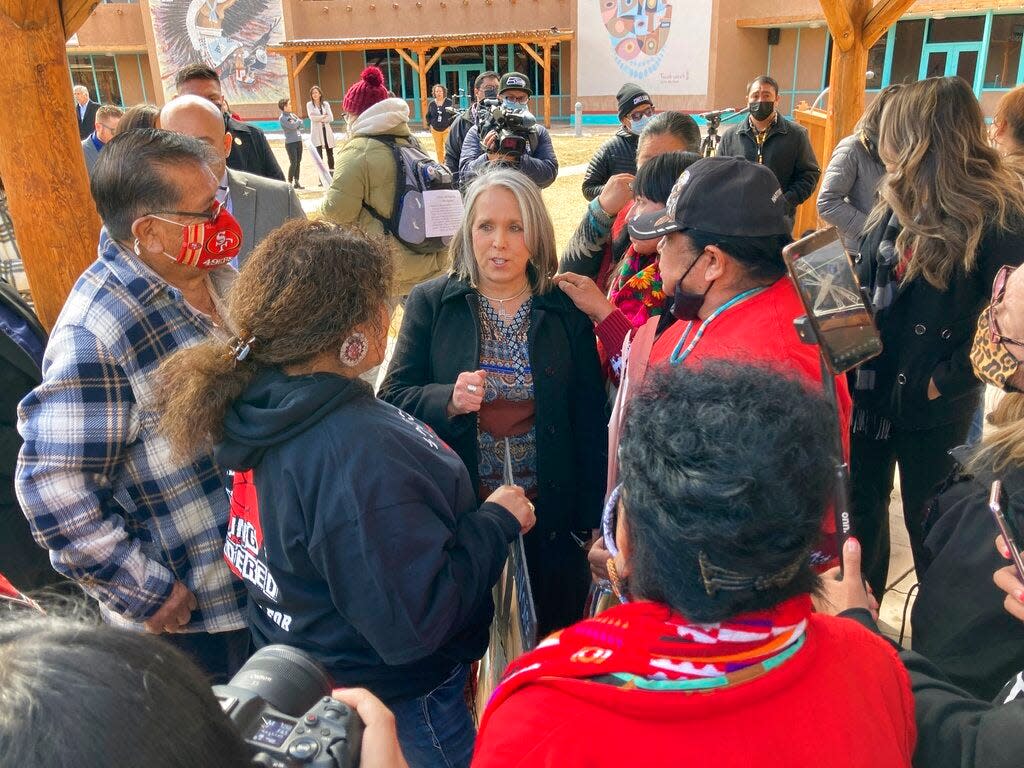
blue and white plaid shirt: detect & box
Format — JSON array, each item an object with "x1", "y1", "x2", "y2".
[{"x1": 16, "y1": 230, "x2": 247, "y2": 633}]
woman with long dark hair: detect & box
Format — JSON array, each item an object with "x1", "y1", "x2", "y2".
[
  {"x1": 306, "y1": 85, "x2": 336, "y2": 175},
  {"x1": 852, "y1": 76, "x2": 1024, "y2": 595}
]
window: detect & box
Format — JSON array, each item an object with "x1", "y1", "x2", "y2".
[
  {"x1": 927, "y1": 16, "x2": 985, "y2": 44},
  {"x1": 866, "y1": 34, "x2": 887, "y2": 88},
  {"x1": 986, "y1": 14, "x2": 1024, "y2": 88},
  {"x1": 889, "y1": 19, "x2": 926, "y2": 85},
  {"x1": 363, "y1": 49, "x2": 415, "y2": 99},
  {"x1": 68, "y1": 54, "x2": 122, "y2": 105}
]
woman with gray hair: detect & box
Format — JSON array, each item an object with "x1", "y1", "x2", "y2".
[{"x1": 381, "y1": 168, "x2": 608, "y2": 636}]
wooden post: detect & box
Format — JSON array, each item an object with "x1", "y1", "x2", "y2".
[
  {"x1": 416, "y1": 49, "x2": 430, "y2": 129},
  {"x1": 542, "y1": 44, "x2": 552, "y2": 129},
  {"x1": 0, "y1": 0, "x2": 102, "y2": 329},
  {"x1": 287, "y1": 54, "x2": 299, "y2": 118}
]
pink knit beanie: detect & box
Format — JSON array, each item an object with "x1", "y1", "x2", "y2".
[{"x1": 343, "y1": 67, "x2": 389, "y2": 116}]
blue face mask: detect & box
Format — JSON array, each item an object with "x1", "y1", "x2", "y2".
[
  {"x1": 502, "y1": 98, "x2": 525, "y2": 111},
  {"x1": 630, "y1": 114, "x2": 653, "y2": 135}
]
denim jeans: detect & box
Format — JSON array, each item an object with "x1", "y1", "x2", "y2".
[{"x1": 389, "y1": 663, "x2": 475, "y2": 768}]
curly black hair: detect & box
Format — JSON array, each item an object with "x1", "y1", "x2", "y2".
[{"x1": 618, "y1": 361, "x2": 835, "y2": 621}]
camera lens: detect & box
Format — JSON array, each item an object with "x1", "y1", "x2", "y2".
[{"x1": 227, "y1": 645, "x2": 333, "y2": 717}]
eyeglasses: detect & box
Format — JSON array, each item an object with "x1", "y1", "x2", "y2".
[
  {"x1": 628, "y1": 106, "x2": 655, "y2": 122},
  {"x1": 502, "y1": 93, "x2": 530, "y2": 105},
  {"x1": 989, "y1": 265, "x2": 1024, "y2": 347},
  {"x1": 149, "y1": 199, "x2": 224, "y2": 225},
  {"x1": 96, "y1": 122, "x2": 118, "y2": 134}
]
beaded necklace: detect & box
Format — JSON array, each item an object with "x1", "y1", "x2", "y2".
[{"x1": 669, "y1": 286, "x2": 767, "y2": 366}]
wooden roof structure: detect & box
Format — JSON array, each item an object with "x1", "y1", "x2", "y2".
[{"x1": 268, "y1": 28, "x2": 575, "y2": 128}]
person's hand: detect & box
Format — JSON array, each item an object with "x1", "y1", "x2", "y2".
[
  {"x1": 587, "y1": 534, "x2": 611, "y2": 581},
  {"x1": 554, "y1": 273, "x2": 616, "y2": 324},
  {"x1": 485, "y1": 485, "x2": 536, "y2": 533},
  {"x1": 447, "y1": 370, "x2": 487, "y2": 417},
  {"x1": 331, "y1": 688, "x2": 409, "y2": 768},
  {"x1": 812, "y1": 538, "x2": 879, "y2": 621},
  {"x1": 597, "y1": 173, "x2": 635, "y2": 217},
  {"x1": 994, "y1": 535, "x2": 1024, "y2": 623},
  {"x1": 481, "y1": 129, "x2": 499, "y2": 152},
  {"x1": 927, "y1": 377, "x2": 941, "y2": 401},
  {"x1": 144, "y1": 581, "x2": 198, "y2": 634}
]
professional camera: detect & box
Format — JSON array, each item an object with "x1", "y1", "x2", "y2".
[
  {"x1": 474, "y1": 85, "x2": 501, "y2": 133},
  {"x1": 481, "y1": 104, "x2": 538, "y2": 161},
  {"x1": 214, "y1": 645, "x2": 363, "y2": 768}
]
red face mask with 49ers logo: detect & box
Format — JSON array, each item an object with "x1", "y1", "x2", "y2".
[{"x1": 148, "y1": 201, "x2": 243, "y2": 269}]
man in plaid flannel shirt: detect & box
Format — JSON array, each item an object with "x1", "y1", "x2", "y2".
[{"x1": 15, "y1": 129, "x2": 248, "y2": 680}]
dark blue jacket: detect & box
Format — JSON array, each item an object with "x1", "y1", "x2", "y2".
[
  {"x1": 459, "y1": 123, "x2": 559, "y2": 189},
  {"x1": 215, "y1": 369, "x2": 518, "y2": 704}
]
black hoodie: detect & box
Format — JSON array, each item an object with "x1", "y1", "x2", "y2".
[{"x1": 216, "y1": 368, "x2": 519, "y2": 704}]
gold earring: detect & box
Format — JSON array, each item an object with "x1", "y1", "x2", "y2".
[{"x1": 607, "y1": 557, "x2": 627, "y2": 601}]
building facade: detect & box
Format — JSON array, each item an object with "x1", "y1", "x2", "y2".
[{"x1": 66, "y1": 0, "x2": 1024, "y2": 124}]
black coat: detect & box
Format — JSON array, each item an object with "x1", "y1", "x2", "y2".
[
  {"x1": 444, "y1": 110, "x2": 475, "y2": 185},
  {"x1": 856, "y1": 213, "x2": 1024, "y2": 430},
  {"x1": 76, "y1": 100, "x2": 99, "y2": 140},
  {"x1": 380, "y1": 275, "x2": 608, "y2": 537},
  {"x1": 717, "y1": 114, "x2": 820, "y2": 210},
  {"x1": 227, "y1": 118, "x2": 285, "y2": 181},
  {"x1": 582, "y1": 128, "x2": 639, "y2": 201},
  {"x1": 912, "y1": 450, "x2": 1024, "y2": 700}
]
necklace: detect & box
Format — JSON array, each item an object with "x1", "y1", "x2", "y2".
[
  {"x1": 669, "y1": 286, "x2": 767, "y2": 366},
  {"x1": 479, "y1": 283, "x2": 531, "y2": 322}
]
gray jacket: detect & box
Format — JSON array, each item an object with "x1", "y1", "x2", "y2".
[
  {"x1": 279, "y1": 112, "x2": 303, "y2": 144},
  {"x1": 81, "y1": 136, "x2": 101, "y2": 176},
  {"x1": 227, "y1": 169, "x2": 306, "y2": 267},
  {"x1": 816, "y1": 133, "x2": 885, "y2": 253}
]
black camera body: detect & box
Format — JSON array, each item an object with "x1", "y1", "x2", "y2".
[
  {"x1": 482, "y1": 105, "x2": 538, "y2": 161},
  {"x1": 214, "y1": 645, "x2": 363, "y2": 768}
]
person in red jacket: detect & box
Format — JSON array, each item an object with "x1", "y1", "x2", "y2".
[{"x1": 473, "y1": 363, "x2": 915, "y2": 768}]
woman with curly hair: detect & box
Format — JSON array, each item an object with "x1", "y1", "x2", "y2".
[
  {"x1": 853, "y1": 76, "x2": 1024, "y2": 596},
  {"x1": 154, "y1": 219, "x2": 535, "y2": 768}
]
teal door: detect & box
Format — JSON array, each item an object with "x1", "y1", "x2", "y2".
[
  {"x1": 440, "y1": 64, "x2": 484, "y2": 109},
  {"x1": 919, "y1": 43, "x2": 983, "y2": 92}
]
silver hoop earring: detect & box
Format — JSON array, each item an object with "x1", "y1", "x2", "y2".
[
  {"x1": 133, "y1": 238, "x2": 142, "y2": 256},
  {"x1": 340, "y1": 331, "x2": 368, "y2": 367}
]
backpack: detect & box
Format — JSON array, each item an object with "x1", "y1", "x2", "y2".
[{"x1": 362, "y1": 134, "x2": 457, "y2": 254}]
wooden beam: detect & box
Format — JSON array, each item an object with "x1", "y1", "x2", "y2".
[
  {"x1": 820, "y1": 0, "x2": 857, "y2": 51},
  {"x1": 287, "y1": 54, "x2": 299, "y2": 120},
  {"x1": 542, "y1": 44, "x2": 552, "y2": 129},
  {"x1": 0, "y1": 0, "x2": 101, "y2": 328},
  {"x1": 418, "y1": 53, "x2": 430, "y2": 128},
  {"x1": 823, "y1": 0, "x2": 872, "y2": 157},
  {"x1": 424, "y1": 46, "x2": 447, "y2": 73},
  {"x1": 863, "y1": 0, "x2": 916, "y2": 48},
  {"x1": 62, "y1": 0, "x2": 100, "y2": 38},
  {"x1": 392, "y1": 47, "x2": 419, "y2": 71},
  {"x1": 294, "y1": 50, "x2": 316, "y2": 79},
  {"x1": 518, "y1": 41, "x2": 544, "y2": 67}
]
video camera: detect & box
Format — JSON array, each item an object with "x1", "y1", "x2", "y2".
[
  {"x1": 214, "y1": 645, "x2": 363, "y2": 768},
  {"x1": 474, "y1": 85, "x2": 502, "y2": 133},
  {"x1": 480, "y1": 103, "x2": 538, "y2": 161}
]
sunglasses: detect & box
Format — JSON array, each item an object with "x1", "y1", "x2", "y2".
[
  {"x1": 150, "y1": 199, "x2": 224, "y2": 225},
  {"x1": 989, "y1": 265, "x2": 1024, "y2": 348}
]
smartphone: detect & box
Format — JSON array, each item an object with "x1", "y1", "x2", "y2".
[
  {"x1": 990, "y1": 479, "x2": 1024, "y2": 581},
  {"x1": 782, "y1": 228, "x2": 882, "y2": 375}
]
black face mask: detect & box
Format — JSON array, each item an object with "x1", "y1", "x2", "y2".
[
  {"x1": 670, "y1": 250, "x2": 711, "y2": 322},
  {"x1": 749, "y1": 100, "x2": 775, "y2": 122}
]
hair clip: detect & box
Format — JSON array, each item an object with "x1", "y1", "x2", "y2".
[
  {"x1": 227, "y1": 335, "x2": 255, "y2": 362},
  {"x1": 698, "y1": 551, "x2": 802, "y2": 597}
]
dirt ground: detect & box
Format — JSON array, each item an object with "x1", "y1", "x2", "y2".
[{"x1": 272, "y1": 129, "x2": 616, "y2": 252}]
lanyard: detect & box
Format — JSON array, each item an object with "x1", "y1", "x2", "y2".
[{"x1": 669, "y1": 286, "x2": 767, "y2": 366}]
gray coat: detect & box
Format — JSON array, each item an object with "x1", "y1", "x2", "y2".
[
  {"x1": 227, "y1": 169, "x2": 306, "y2": 267},
  {"x1": 81, "y1": 136, "x2": 101, "y2": 176},
  {"x1": 816, "y1": 133, "x2": 885, "y2": 253}
]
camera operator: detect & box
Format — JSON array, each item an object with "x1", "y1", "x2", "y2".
[
  {"x1": 458, "y1": 72, "x2": 559, "y2": 189},
  {"x1": 581, "y1": 83, "x2": 654, "y2": 201},
  {"x1": 444, "y1": 71, "x2": 499, "y2": 185}
]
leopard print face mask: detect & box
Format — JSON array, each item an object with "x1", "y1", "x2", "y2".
[{"x1": 971, "y1": 310, "x2": 1024, "y2": 393}]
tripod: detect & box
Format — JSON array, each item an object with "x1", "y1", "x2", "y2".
[{"x1": 698, "y1": 106, "x2": 749, "y2": 158}]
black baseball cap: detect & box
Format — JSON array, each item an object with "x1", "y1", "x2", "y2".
[
  {"x1": 499, "y1": 72, "x2": 532, "y2": 96},
  {"x1": 628, "y1": 156, "x2": 791, "y2": 240}
]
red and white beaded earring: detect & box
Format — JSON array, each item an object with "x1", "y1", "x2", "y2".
[{"x1": 340, "y1": 331, "x2": 368, "y2": 367}]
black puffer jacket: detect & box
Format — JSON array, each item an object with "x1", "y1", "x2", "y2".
[{"x1": 582, "y1": 128, "x2": 639, "y2": 201}]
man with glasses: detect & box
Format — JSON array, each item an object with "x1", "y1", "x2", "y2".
[
  {"x1": 160, "y1": 95, "x2": 304, "y2": 269},
  {"x1": 581, "y1": 83, "x2": 654, "y2": 201},
  {"x1": 459, "y1": 72, "x2": 559, "y2": 189},
  {"x1": 16, "y1": 129, "x2": 249, "y2": 683},
  {"x1": 81, "y1": 104, "x2": 124, "y2": 176}
]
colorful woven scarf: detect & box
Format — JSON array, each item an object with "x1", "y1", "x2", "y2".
[
  {"x1": 484, "y1": 595, "x2": 812, "y2": 719},
  {"x1": 607, "y1": 246, "x2": 665, "y2": 327}
]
